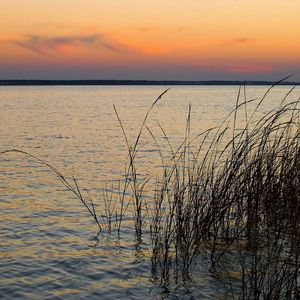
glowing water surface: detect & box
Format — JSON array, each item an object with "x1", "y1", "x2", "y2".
[{"x1": 0, "y1": 85, "x2": 298, "y2": 299}]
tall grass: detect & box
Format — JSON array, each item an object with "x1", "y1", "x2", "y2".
[{"x1": 2, "y1": 81, "x2": 299, "y2": 298}]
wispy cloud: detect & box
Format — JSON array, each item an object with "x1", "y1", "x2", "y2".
[
  {"x1": 174, "y1": 26, "x2": 185, "y2": 33},
  {"x1": 131, "y1": 25, "x2": 185, "y2": 34},
  {"x1": 131, "y1": 26, "x2": 157, "y2": 32},
  {"x1": 220, "y1": 38, "x2": 250, "y2": 47},
  {"x1": 12, "y1": 34, "x2": 132, "y2": 55}
]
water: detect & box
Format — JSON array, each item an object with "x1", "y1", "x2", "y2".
[{"x1": 0, "y1": 85, "x2": 298, "y2": 299}]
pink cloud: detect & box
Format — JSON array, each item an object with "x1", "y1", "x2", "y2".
[{"x1": 227, "y1": 64, "x2": 274, "y2": 74}]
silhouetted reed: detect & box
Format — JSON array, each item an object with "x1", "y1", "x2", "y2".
[{"x1": 145, "y1": 81, "x2": 300, "y2": 298}]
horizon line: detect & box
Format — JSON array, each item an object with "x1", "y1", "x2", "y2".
[{"x1": 0, "y1": 79, "x2": 299, "y2": 86}]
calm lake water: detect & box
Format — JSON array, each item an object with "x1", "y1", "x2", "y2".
[{"x1": 0, "y1": 85, "x2": 298, "y2": 299}]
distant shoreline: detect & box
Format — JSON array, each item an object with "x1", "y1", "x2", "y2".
[{"x1": 0, "y1": 80, "x2": 299, "y2": 86}]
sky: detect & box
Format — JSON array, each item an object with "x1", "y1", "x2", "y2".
[{"x1": 0, "y1": 0, "x2": 299, "y2": 81}]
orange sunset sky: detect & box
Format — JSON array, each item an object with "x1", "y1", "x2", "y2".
[{"x1": 0, "y1": 0, "x2": 299, "y2": 80}]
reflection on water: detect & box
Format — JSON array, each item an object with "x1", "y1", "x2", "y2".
[{"x1": 0, "y1": 85, "x2": 298, "y2": 299}]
